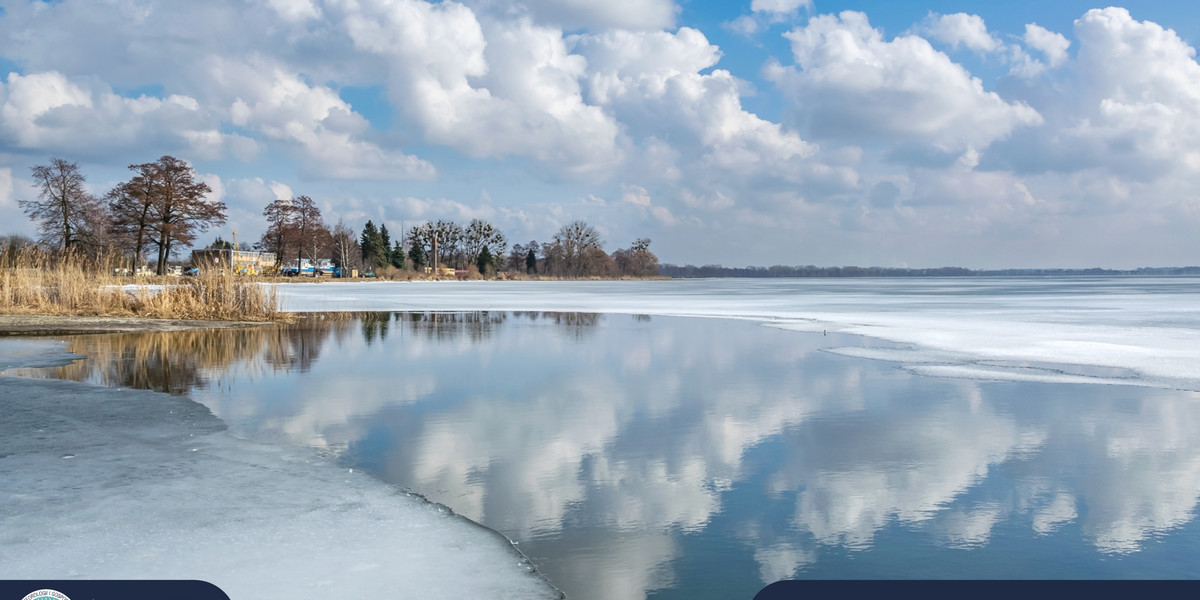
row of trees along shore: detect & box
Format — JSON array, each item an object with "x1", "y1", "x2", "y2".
[
  {"x1": 15, "y1": 156, "x2": 660, "y2": 279},
  {"x1": 266, "y1": 206, "x2": 659, "y2": 278},
  {"x1": 18, "y1": 156, "x2": 223, "y2": 275}
]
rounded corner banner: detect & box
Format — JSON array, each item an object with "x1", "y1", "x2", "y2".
[{"x1": 2, "y1": 581, "x2": 229, "y2": 600}]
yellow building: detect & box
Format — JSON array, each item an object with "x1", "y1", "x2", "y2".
[
  {"x1": 190, "y1": 249, "x2": 278, "y2": 275},
  {"x1": 422, "y1": 266, "x2": 456, "y2": 277}
]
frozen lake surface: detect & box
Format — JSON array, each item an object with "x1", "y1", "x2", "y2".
[
  {"x1": 4, "y1": 277, "x2": 1200, "y2": 598},
  {"x1": 276, "y1": 278, "x2": 1200, "y2": 391}
]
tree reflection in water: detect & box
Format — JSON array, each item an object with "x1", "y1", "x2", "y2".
[
  {"x1": 22, "y1": 312, "x2": 604, "y2": 396},
  {"x1": 17, "y1": 319, "x2": 347, "y2": 394},
  {"x1": 361, "y1": 312, "x2": 391, "y2": 346},
  {"x1": 404, "y1": 311, "x2": 508, "y2": 343},
  {"x1": 512, "y1": 311, "x2": 602, "y2": 342}
]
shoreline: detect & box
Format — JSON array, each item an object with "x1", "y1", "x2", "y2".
[{"x1": 0, "y1": 314, "x2": 275, "y2": 336}]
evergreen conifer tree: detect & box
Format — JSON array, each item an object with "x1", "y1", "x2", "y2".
[
  {"x1": 476, "y1": 245, "x2": 494, "y2": 275},
  {"x1": 391, "y1": 241, "x2": 405, "y2": 269},
  {"x1": 408, "y1": 242, "x2": 426, "y2": 270},
  {"x1": 360, "y1": 220, "x2": 379, "y2": 269},
  {"x1": 525, "y1": 248, "x2": 537, "y2": 273}
]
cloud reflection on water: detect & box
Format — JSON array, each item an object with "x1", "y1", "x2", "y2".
[{"x1": 23, "y1": 311, "x2": 1200, "y2": 596}]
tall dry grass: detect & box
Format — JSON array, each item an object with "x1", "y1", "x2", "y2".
[{"x1": 0, "y1": 247, "x2": 281, "y2": 321}]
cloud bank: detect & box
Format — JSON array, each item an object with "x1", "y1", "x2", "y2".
[{"x1": 0, "y1": 2, "x2": 1196, "y2": 268}]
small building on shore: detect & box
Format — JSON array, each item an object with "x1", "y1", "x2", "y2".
[{"x1": 190, "y1": 249, "x2": 278, "y2": 275}]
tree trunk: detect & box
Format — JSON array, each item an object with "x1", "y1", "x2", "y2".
[
  {"x1": 164, "y1": 237, "x2": 172, "y2": 274},
  {"x1": 60, "y1": 191, "x2": 72, "y2": 251},
  {"x1": 133, "y1": 202, "x2": 151, "y2": 267},
  {"x1": 157, "y1": 231, "x2": 168, "y2": 275}
]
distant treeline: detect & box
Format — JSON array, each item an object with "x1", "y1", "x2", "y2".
[{"x1": 659, "y1": 264, "x2": 1200, "y2": 278}]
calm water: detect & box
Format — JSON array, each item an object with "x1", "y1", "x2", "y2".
[{"x1": 13, "y1": 310, "x2": 1200, "y2": 597}]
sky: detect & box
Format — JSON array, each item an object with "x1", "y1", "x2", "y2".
[{"x1": 0, "y1": 0, "x2": 1198, "y2": 269}]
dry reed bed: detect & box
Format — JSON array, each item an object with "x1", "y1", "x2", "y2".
[{"x1": 0, "y1": 249, "x2": 280, "y2": 321}]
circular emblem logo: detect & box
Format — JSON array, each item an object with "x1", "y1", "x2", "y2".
[{"x1": 22, "y1": 591, "x2": 70, "y2": 600}]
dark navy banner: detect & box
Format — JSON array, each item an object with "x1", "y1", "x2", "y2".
[
  {"x1": 755, "y1": 580, "x2": 1200, "y2": 600},
  {"x1": 0, "y1": 581, "x2": 229, "y2": 600}
]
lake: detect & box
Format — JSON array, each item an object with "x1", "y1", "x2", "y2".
[{"x1": 7, "y1": 278, "x2": 1200, "y2": 597}]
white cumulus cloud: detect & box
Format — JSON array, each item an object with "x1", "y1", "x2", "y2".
[
  {"x1": 499, "y1": 0, "x2": 678, "y2": 31},
  {"x1": 341, "y1": 0, "x2": 623, "y2": 178},
  {"x1": 768, "y1": 11, "x2": 1041, "y2": 153},
  {"x1": 621, "y1": 184, "x2": 652, "y2": 207},
  {"x1": 751, "y1": 0, "x2": 811, "y2": 15},
  {"x1": 0, "y1": 167, "x2": 13, "y2": 208},
  {"x1": 263, "y1": 0, "x2": 322, "y2": 21},
  {"x1": 921, "y1": 12, "x2": 1002, "y2": 53},
  {"x1": 0, "y1": 71, "x2": 236, "y2": 159},
  {"x1": 1024, "y1": 23, "x2": 1071, "y2": 67},
  {"x1": 218, "y1": 58, "x2": 435, "y2": 180},
  {"x1": 577, "y1": 27, "x2": 815, "y2": 188},
  {"x1": 984, "y1": 7, "x2": 1200, "y2": 183}
]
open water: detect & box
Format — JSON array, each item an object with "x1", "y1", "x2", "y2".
[{"x1": 9, "y1": 278, "x2": 1200, "y2": 597}]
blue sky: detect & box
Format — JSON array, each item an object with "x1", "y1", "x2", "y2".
[{"x1": 1, "y1": 1, "x2": 1198, "y2": 268}]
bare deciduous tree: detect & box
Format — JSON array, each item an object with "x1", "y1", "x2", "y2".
[
  {"x1": 261, "y1": 195, "x2": 330, "y2": 272},
  {"x1": 431, "y1": 220, "x2": 463, "y2": 269},
  {"x1": 406, "y1": 220, "x2": 462, "y2": 269},
  {"x1": 541, "y1": 240, "x2": 564, "y2": 277},
  {"x1": 463, "y1": 219, "x2": 507, "y2": 269},
  {"x1": 613, "y1": 237, "x2": 659, "y2": 277},
  {"x1": 141, "y1": 156, "x2": 224, "y2": 274},
  {"x1": 507, "y1": 241, "x2": 531, "y2": 273},
  {"x1": 291, "y1": 195, "x2": 330, "y2": 269},
  {"x1": 554, "y1": 220, "x2": 604, "y2": 277},
  {"x1": 260, "y1": 197, "x2": 295, "y2": 267},
  {"x1": 107, "y1": 162, "x2": 164, "y2": 267},
  {"x1": 21, "y1": 158, "x2": 107, "y2": 252},
  {"x1": 331, "y1": 220, "x2": 361, "y2": 274}
]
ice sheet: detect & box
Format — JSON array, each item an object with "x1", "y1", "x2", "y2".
[
  {"x1": 0, "y1": 344, "x2": 561, "y2": 599},
  {"x1": 0, "y1": 338, "x2": 83, "y2": 370},
  {"x1": 274, "y1": 278, "x2": 1200, "y2": 390}
]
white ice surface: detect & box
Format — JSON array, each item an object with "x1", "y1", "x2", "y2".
[
  {"x1": 0, "y1": 340, "x2": 561, "y2": 600},
  {"x1": 274, "y1": 278, "x2": 1200, "y2": 390}
]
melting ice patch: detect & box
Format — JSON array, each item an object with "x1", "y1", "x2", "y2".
[
  {"x1": 824, "y1": 346, "x2": 1148, "y2": 387},
  {"x1": 0, "y1": 338, "x2": 82, "y2": 370},
  {"x1": 274, "y1": 278, "x2": 1200, "y2": 391},
  {"x1": 783, "y1": 316, "x2": 1200, "y2": 389},
  {"x1": 0, "y1": 345, "x2": 561, "y2": 599}
]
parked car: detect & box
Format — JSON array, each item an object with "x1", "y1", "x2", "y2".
[{"x1": 281, "y1": 258, "x2": 335, "y2": 277}]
